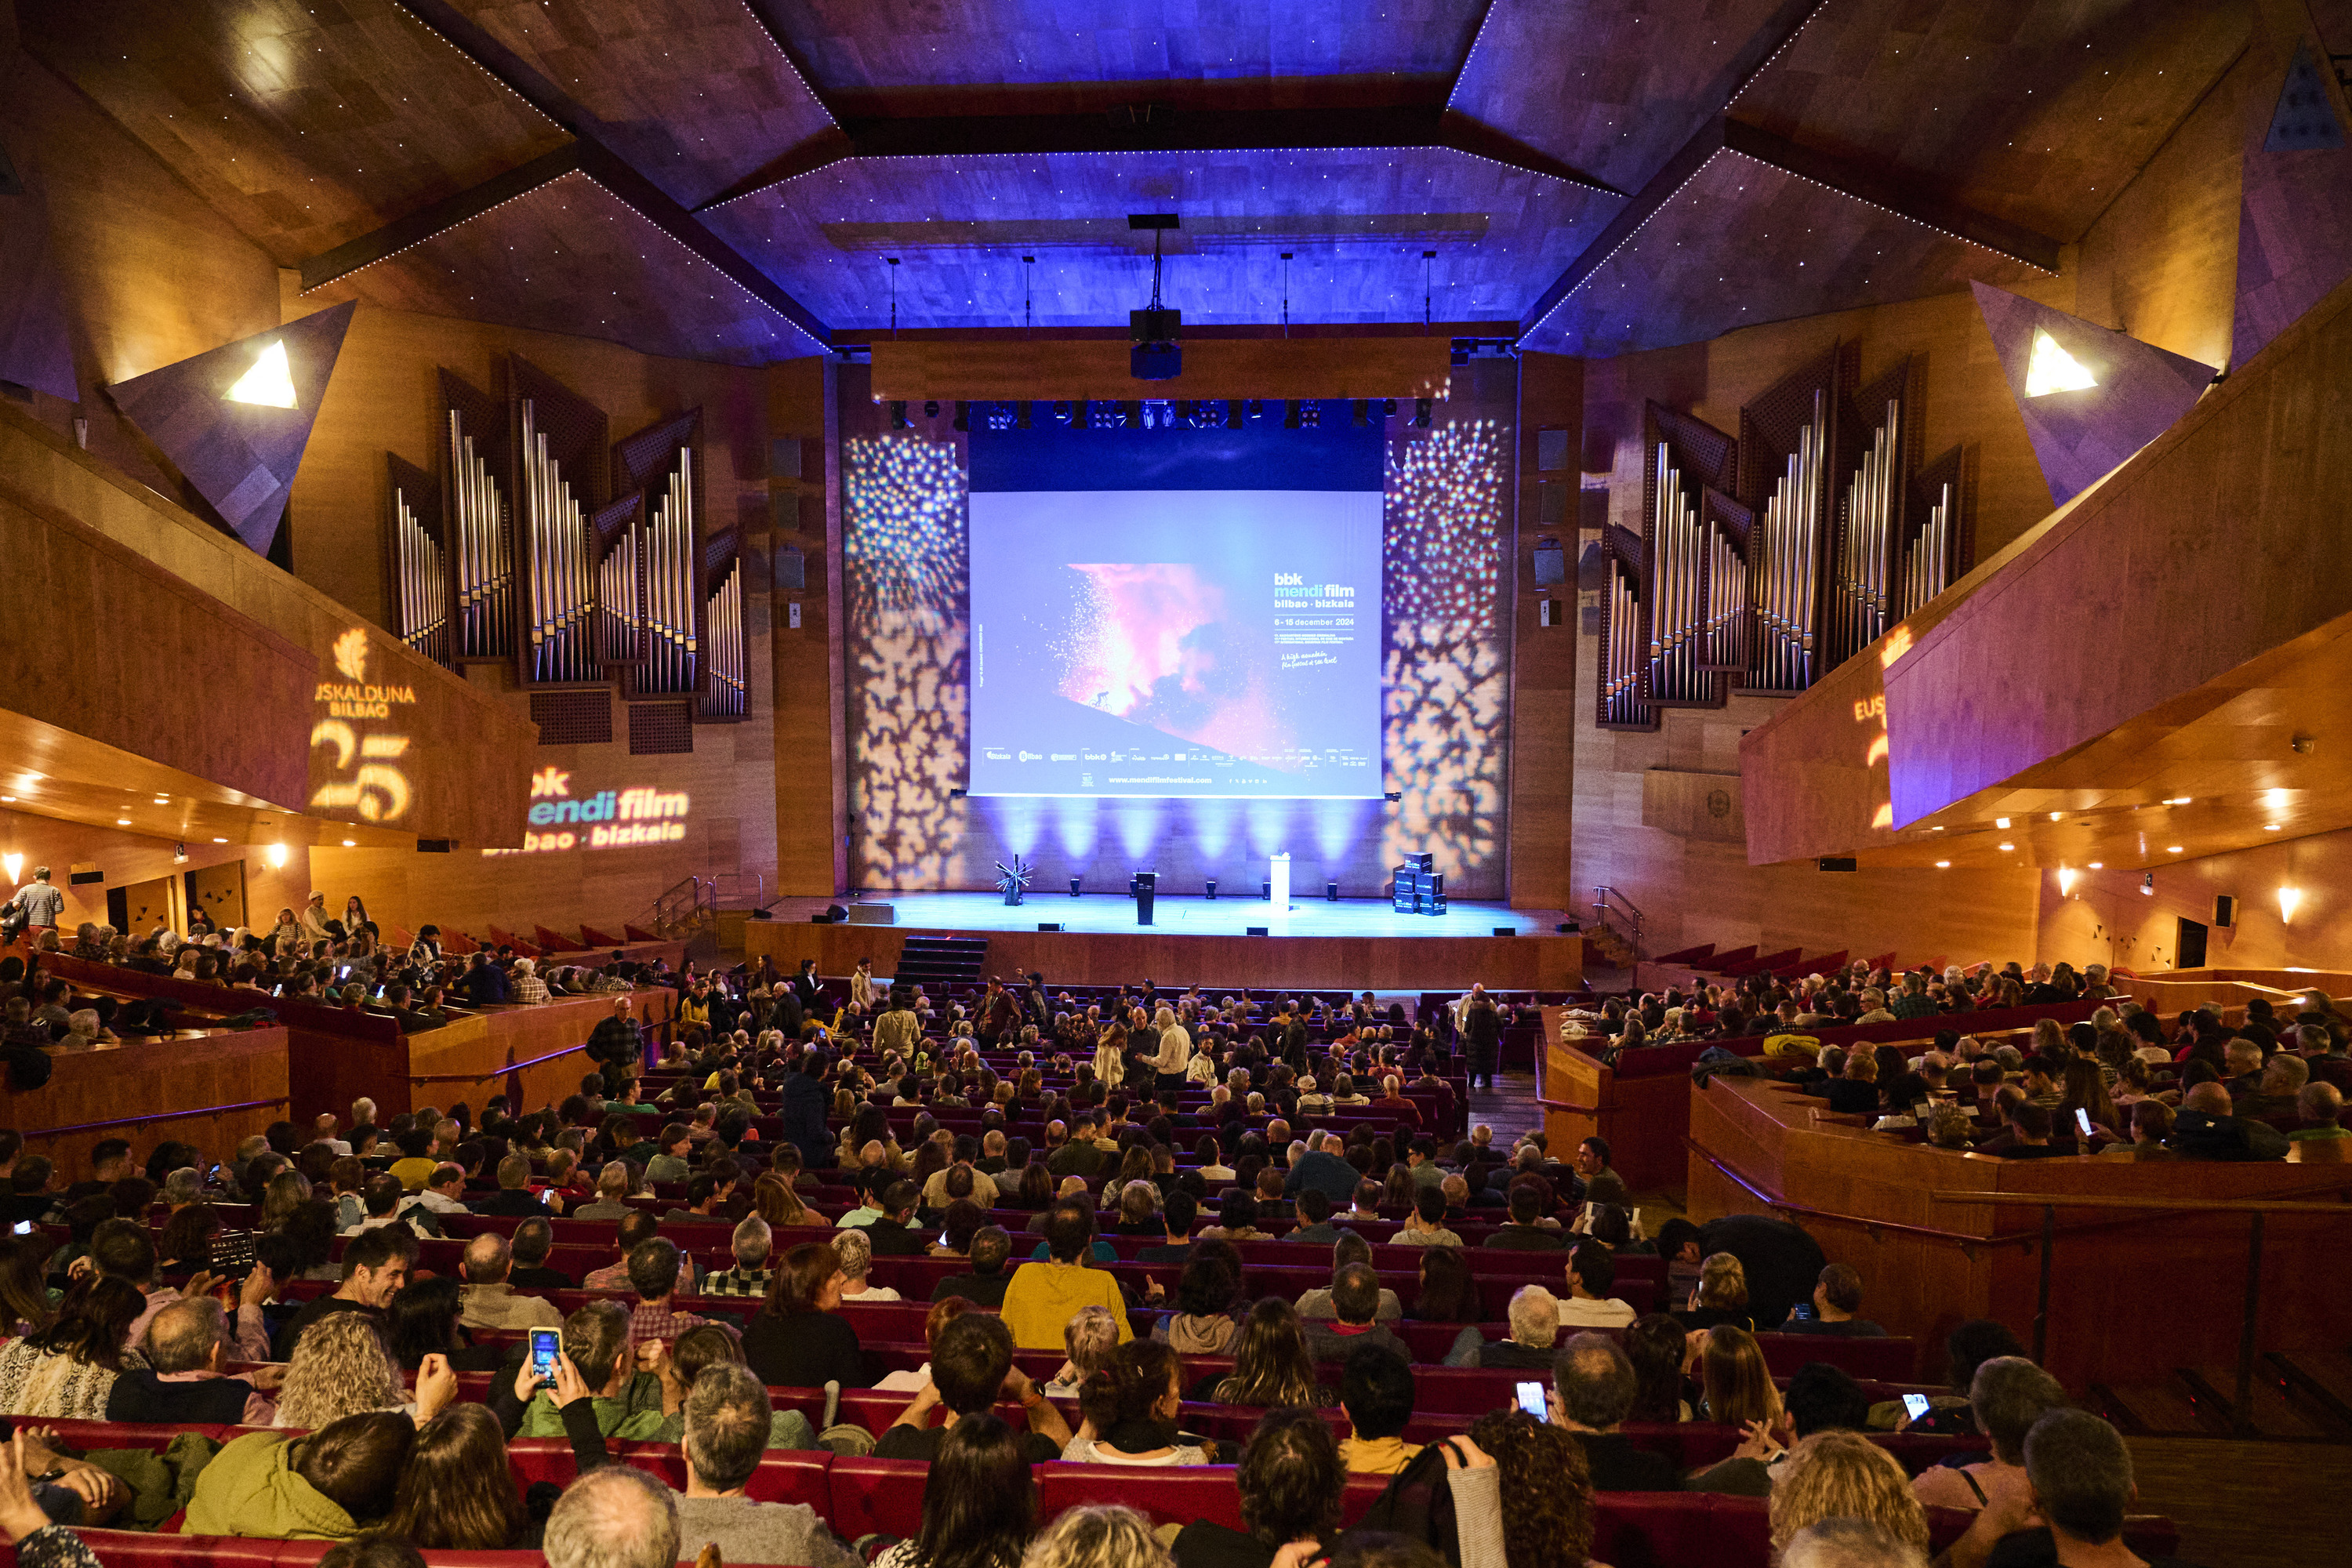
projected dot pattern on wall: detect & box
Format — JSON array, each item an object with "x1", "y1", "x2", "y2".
[
  {"x1": 1382, "y1": 419, "x2": 1508, "y2": 881},
  {"x1": 844, "y1": 436, "x2": 973, "y2": 887}
]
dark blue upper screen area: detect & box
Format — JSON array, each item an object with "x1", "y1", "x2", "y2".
[{"x1": 969, "y1": 422, "x2": 1385, "y2": 493}]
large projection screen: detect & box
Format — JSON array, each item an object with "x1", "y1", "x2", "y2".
[{"x1": 967, "y1": 423, "x2": 1384, "y2": 800}]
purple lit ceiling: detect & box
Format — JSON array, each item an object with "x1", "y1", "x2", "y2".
[{"x1": 15, "y1": 0, "x2": 2263, "y2": 360}]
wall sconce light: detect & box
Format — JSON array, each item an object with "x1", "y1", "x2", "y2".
[
  {"x1": 2140, "y1": 872, "x2": 2155, "y2": 896},
  {"x1": 1, "y1": 854, "x2": 19, "y2": 885},
  {"x1": 2279, "y1": 887, "x2": 2302, "y2": 924},
  {"x1": 265, "y1": 844, "x2": 289, "y2": 869},
  {"x1": 2056, "y1": 866, "x2": 2078, "y2": 897}
]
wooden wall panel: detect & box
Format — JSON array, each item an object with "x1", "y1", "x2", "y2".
[
  {"x1": 0, "y1": 1026, "x2": 289, "y2": 1185},
  {"x1": 746, "y1": 920, "x2": 1581, "y2": 993},
  {"x1": 1508, "y1": 352, "x2": 1578, "y2": 909},
  {"x1": 0, "y1": 809, "x2": 314, "y2": 937},
  {"x1": 0, "y1": 22, "x2": 284, "y2": 506},
  {"x1": 1639, "y1": 770, "x2": 1747, "y2": 845},
  {"x1": 771, "y1": 357, "x2": 841, "y2": 898},
  {"x1": 2038, "y1": 823, "x2": 2352, "y2": 975},
  {"x1": 1685, "y1": 1074, "x2": 2352, "y2": 1389}
]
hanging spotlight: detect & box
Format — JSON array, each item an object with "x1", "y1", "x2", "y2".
[
  {"x1": 1128, "y1": 213, "x2": 1183, "y2": 380},
  {"x1": 1073, "y1": 399, "x2": 1091, "y2": 429},
  {"x1": 1173, "y1": 400, "x2": 1194, "y2": 426},
  {"x1": 889, "y1": 401, "x2": 911, "y2": 430},
  {"x1": 1299, "y1": 400, "x2": 1322, "y2": 429},
  {"x1": 1122, "y1": 400, "x2": 1142, "y2": 430},
  {"x1": 1246, "y1": 399, "x2": 1264, "y2": 421},
  {"x1": 1351, "y1": 400, "x2": 1368, "y2": 427},
  {"x1": 1412, "y1": 398, "x2": 1432, "y2": 427},
  {"x1": 1051, "y1": 401, "x2": 1073, "y2": 426},
  {"x1": 952, "y1": 401, "x2": 969, "y2": 432},
  {"x1": 1015, "y1": 401, "x2": 1033, "y2": 429},
  {"x1": 923, "y1": 401, "x2": 939, "y2": 419},
  {"x1": 1282, "y1": 400, "x2": 1301, "y2": 429},
  {"x1": 1382, "y1": 398, "x2": 1397, "y2": 417},
  {"x1": 1225, "y1": 399, "x2": 1243, "y2": 429}
]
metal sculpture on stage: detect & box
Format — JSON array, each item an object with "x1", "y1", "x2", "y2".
[{"x1": 995, "y1": 854, "x2": 1033, "y2": 906}]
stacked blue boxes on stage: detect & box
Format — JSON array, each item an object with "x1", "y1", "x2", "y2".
[{"x1": 1392, "y1": 853, "x2": 1444, "y2": 915}]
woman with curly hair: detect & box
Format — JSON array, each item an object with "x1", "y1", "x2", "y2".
[
  {"x1": 1209, "y1": 1299, "x2": 1331, "y2": 1410},
  {"x1": 1766, "y1": 1430, "x2": 1930, "y2": 1555},
  {"x1": 1022, "y1": 1505, "x2": 1168, "y2": 1568},
  {"x1": 274, "y1": 1309, "x2": 407, "y2": 1428},
  {"x1": 0, "y1": 1276, "x2": 145, "y2": 1417},
  {"x1": 1066, "y1": 1341, "x2": 1212, "y2": 1465},
  {"x1": 1466, "y1": 1408, "x2": 1597, "y2": 1568}
]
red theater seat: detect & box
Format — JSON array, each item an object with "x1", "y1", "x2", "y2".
[
  {"x1": 826, "y1": 1456, "x2": 933, "y2": 1541},
  {"x1": 1039, "y1": 1465, "x2": 1245, "y2": 1532}
]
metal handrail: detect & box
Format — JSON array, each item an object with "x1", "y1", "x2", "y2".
[
  {"x1": 1591, "y1": 885, "x2": 1645, "y2": 967},
  {"x1": 32, "y1": 1097, "x2": 289, "y2": 1139},
  {"x1": 1931, "y1": 1188, "x2": 2352, "y2": 1435}
]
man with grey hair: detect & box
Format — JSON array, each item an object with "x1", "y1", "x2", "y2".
[
  {"x1": 704, "y1": 1215, "x2": 776, "y2": 1297},
  {"x1": 546, "y1": 1465, "x2": 681, "y2": 1568},
  {"x1": 1940, "y1": 1407, "x2": 2154, "y2": 1568},
  {"x1": 160, "y1": 1167, "x2": 205, "y2": 1209},
  {"x1": 2290, "y1": 1080, "x2": 2349, "y2": 1141},
  {"x1": 1780, "y1": 1519, "x2": 1928, "y2": 1568},
  {"x1": 459, "y1": 1232, "x2": 563, "y2": 1331},
  {"x1": 1547, "y1": 1332, "x2": 1679, "y2": 1490},
  {"x1": 1445, "y1": 1284, "x2": 1560, "y2": 1369},
  {"x1": 673, "y1": 1363, "x2": 861, "y2": 1567},
  {"x1": 1913, "y1": 1356, "x2": 2067, "y2": 1512}
]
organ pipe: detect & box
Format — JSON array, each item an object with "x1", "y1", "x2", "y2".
[
  {"x1": 1833, "y1": 397, "x2": 1902, "y2": 666},
  {"x1": 1751, "y1": 388, "x2": 1828, "y2": 694},
  {"x1": 388, "y1": 484, "x2": 449, "y2": 667},
  {"x1": 699, "y1": 558, "x2": 746, "y2": 720},
  {"x1": 448, "y1": 408, "x2": 513, "y2": 660},
  {"x1": 520, "y1": 399, "x2": 596, "y2": 682},
  {"x1": 638, "y1": 453, "x2": 699, "y2": 695}
]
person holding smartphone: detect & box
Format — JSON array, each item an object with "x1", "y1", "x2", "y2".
[{"x1": 1777, "y1": 1264, "x2": 1887, "y2": 1338}]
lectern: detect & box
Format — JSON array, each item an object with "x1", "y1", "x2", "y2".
[{"x1": 1132, "y1": 871, "x2": 1157, "y2": 926}]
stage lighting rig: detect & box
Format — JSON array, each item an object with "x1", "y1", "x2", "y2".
[
  {"x1": 1128, "y1": 213, "x2": 1182, "y2": 381},
  {"x1": 889, "y1": 401, "x2": 911, "y2": 430}
]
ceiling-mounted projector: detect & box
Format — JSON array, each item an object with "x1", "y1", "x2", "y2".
[{"x1": 1129, "y1": 213, "x2": 1181, "y2": 381}]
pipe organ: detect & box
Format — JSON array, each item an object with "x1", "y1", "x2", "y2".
[
  {"x1": 1635, "y1": 405, "x2": 1748, "y2": 712},
  {"x1": 1596, "y1": 524, "x2": 1655, "y2": 730},
  {"x1": 699, "y1": 533, "x2": 746, "y2": 721},
  {"x1": 1595, "y1": 341, "x2": 1973, "y2": 730},
  {"x1": 439, "y1": 370, "x2": 515, "y2": 663},
  {"x1": 1899, "y1": 447, "x2": 1972, "y2": 619},
  {"x1": 383, "y1": 454, "x2": 451, "y2": 668},
  {"x1": 510, "y1": 360, "x2": 608, "y2": 686},
  {"x1": 385, "y1": 363, "x2": 747, "y2": 724}
]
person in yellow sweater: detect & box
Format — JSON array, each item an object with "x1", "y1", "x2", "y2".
[
  {"x1": 1336, "y1": 1343, "x2": 1425, "y2": 1474},
  {"x1": 998, "y1": 1198, "x2": 1133, "y2": 1352}
]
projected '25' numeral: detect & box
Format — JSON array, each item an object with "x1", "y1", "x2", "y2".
[{"x1": 310, "y1": 721, "x2": 414, "y2": 822}]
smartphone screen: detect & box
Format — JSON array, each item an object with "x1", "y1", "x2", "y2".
[
  {"x1": 2074, "y1": 1108, "x2": 2094, "y2": 1138},
  {"x1": 1788, "y1": 1301, "x2": 1813, "y2": 1321},
  {"x1": 530, "y1": 1329, "x2": 560, "y2": 1378},
  {"x1": 1903, "y1": 1393, "x2": 1932, "y2": 1421},
  {"x1": 9, "y1": 1221, "x2": 29, "y2": 1236},
  {"x1": 1515, "y1": 1381, "x2": 1547, "y2": 1421}
]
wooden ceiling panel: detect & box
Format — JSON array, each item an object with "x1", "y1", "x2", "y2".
[
  {"x1": 1522, "y1": 149, "x2": 2043, "y2": 357},
  {"x1": 704, "y1": 148, "x2": 1610, "y2": 331},
  {"x1": 1449, "y1": 0, "x2": 1795, "y2": 193},
  {"x1": 17, "y1": 0, "x2": 572, "y2": 264},
  {"x1": 443, "y1": 0, "x2": 837, "y2": 206},
  {"x1": 301, "y1": 170, "x2": 804, "y2": 363},
  {"x1": 1731, "y1": 0, "x2": 2255, "y2": 241},
  {"x1": 754, "y1": 0, "x2": 1489, "y2": 114}
]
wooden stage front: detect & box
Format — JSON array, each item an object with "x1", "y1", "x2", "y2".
[
  {"x1": 1682, "y1": 1074, "x2": 2352, "y2": 1390},
  {"x1": 751, "y1": 892, "x2": 1582, "y2": 992}
]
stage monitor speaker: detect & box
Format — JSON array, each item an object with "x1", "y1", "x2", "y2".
[
  {"x1": 810, "y1": 913, "x2": 831, "y2": 924},
  {"x1": 1261, "y1": 880, "x2": 1272, "y2": 900},
  {"x1": 1069, "y1": 879, "x2": 1082, "y2": 897},
  {"x1": 1494, "y1": 927, "x2": 1515, "y2": 936},
  {"x1": 1247, "y1": 926, "x2": 1269, "y2": 936},
  {"x1": 846, "y1": 902, "x2": 895, "y2": 925},
  {"x1": 774, "y1": 543, "x2": 806, "y2": 591},
  {"x1": 1556, "y1": 921, "x2": 1581, "y2": 933},
  {"x1": 2213, "y1": 895, "x2": 2236, "y2": 929},
  {"x1": 1533, "y1": 536, "x2": 1566, "y2": 585},
  {"x1": 1818, "y1": 857, "x2": 1859, "y2": 872},
  {"x1": 416, "y1": 839, "x2": 453, "y2": 853},
  {"x1": 1036, "y1": 923, "x2": 1062, "y2": 932},
  {"x1": 826, "y1": 903, "x2": 849, "y2": 923},
  {"x1": 1326, "y1": 882, "x2": 1338, "y2": 902},
  {"x1": 769, "y1": 437, "x2": 803, "y2": 480},
  {"x1": 1537, "y1": 427, "x2": 1571, "y2": 472},
  {"x1": 1204, "y1": 879, "x2": 1218, "y2": 899}
]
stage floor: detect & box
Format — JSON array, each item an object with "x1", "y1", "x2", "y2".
[{"x1": 768, "y1": 891, "x2": 1562, "y2": 940}]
